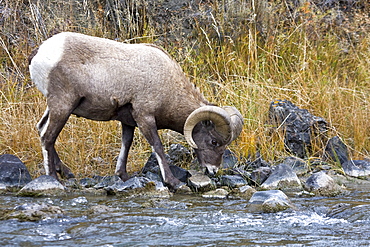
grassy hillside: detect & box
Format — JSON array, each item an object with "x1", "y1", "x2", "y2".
[{"x1": 1, "y1": 0, "x2": 369, "y2": 178}]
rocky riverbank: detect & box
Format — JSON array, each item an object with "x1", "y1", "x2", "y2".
[{"x1": 1, "y1": 100, "x2": 370, "y2": 221}]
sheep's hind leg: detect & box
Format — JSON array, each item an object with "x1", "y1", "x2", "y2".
[
  {"x1": 37, "y1": 106, "x2": 75, "y2": 180},
  {"x1": 115, "y1": 123, "x2": 135, "y2": 181}
]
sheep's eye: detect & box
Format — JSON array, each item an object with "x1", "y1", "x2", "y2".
[{"x1": 211, "y1": 140, "x2": 218, "y2": 146}]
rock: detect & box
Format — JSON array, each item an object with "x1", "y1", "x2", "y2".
[
  {"x1": 106, "y1": 176, "x2": 172, "y2": 198},
  {"x1": 79, "y1": 176, "x2": 103, "y2": 188},
  {"x1": 202, "y1": 188, "x2": 229, "y2": 199},
  {"x1": 141, "y1": 152, "x2": 168, "y2": 174},
  {"x1": 167, "y1": 144, "x2": 192, "y2": 165},
  {"x1": 17, "y1": 175, "x2": 66, "y2": 197},
  {"x1": 2, "y1": 203, "x2": 64, "y2": 221},
  {"x1": 341, "y1": 160, "x2": 370, "y2": 178},
  {"x1": 222, "y1": 149, "x2": 239, "y2": 169},
  {"x1": 0, "y1": 154, "x2": 32, "y2": 191},
  {"x1": 245, "y1": 154, "x2": 270, "y2": 170},
  {"x1": 144, "y1": 171, "x2": 162, "y2": 182},
  {"x1": 269, "y1": 99, "x2": 328, "y2": 158},
  {"x1": 106, "y1": 176, "x2": 150, "y2": 192},
  {"x1": 326, "y1": 203, "x2": 370, "y2": 222},
  {"x1": 141, "y1": 198, "x2": 190, "y2": 209},
  {"x1": 230, "y1": 185, "x2": 256, "y2": 200},
  {"x1": 87, "y1": 205, "x2": 115, "y2": 215},
  {"x1": 248, "y1": 190, "x2": 295, "y2": 213},
  {"x1": 324, "y1": 136, "x2": 350, "y2": 165},
  {"x1": 220, "y1": 175, "x2": 247, "y2": 188},
  {"x1": 187, "y1": 170, "x2": 214, "y2": 192},
  {"x1": 304, "y1": 171, "x2": 344, "y2": 197},
  {"x1": 261, "y1": 163, "x2": 302, "y2": 191},
  {"x1": 283, "y1": 156, "x2": 309, "y2": 176},
  {"x1": 250, "y1": 167, "x2": 272, "y2": 185},
  {"x1": 169, "y1": 165, "x2": 191, "y2": 183},
  {"x1": 141, "y1": 151, "x2": 191, "y2": 183},
  {"x1": 93, "y1": 175, "x2": 121, "y2": 189}
]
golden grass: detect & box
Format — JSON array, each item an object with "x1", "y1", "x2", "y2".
[{"x1": 1, "y1": 0, "x2": 370, "y2": 178}]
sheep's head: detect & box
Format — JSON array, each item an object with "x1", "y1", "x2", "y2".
[{"x1": 184, "y1": 106, "x2": 244, "y2": 175}]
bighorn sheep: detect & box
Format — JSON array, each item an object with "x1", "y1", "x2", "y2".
[{"x1": 29, "y1": 32, "x2": 243, "y2": 190}]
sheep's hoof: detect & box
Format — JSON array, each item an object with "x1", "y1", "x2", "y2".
[
  {"x1": 166, "y1": 178, "x2": 185, "y2": 192},
  {"x1": 116, "y1": 172, "x2": 130, "y2": 182},
  {"x1": 58, "y1": 163, "x2": 75, "y2": 179}
]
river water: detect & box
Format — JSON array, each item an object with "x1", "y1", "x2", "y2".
[{"x1": 1, "y1": 182, "x2": 370, "y2": 247}]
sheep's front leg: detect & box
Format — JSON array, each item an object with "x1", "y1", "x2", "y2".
[
  {"x1": 136, "y1": 116, "x2": 182, "y2": 191},
  {"x1": 37, "y1": 107, "x2": 74, "y2": 180},
  {"x1": 115, "y1": 124, "x2": 135, "y2": 181}
]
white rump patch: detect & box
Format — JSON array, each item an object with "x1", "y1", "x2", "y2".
[{"x1": 29, "y1": 32, "x2": 67, "y2": 96}]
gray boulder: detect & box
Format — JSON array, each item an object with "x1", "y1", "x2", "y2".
[
  {"x1": 220, "y1": 175, "x2": 247, "y2": 188},
  {"x1": 324, "y1": 136, "x2": 350, "y2": 164},
  {"x1": 304, "y1": 171, "x2": 344, "y2": 197},
  {"x1": 105, "y1": 176, "x2": 172, "y2": 198},
  {"x1": 248, "y1": 190, "x2": 295, "y2": 213},
  {"x1": 250, "y1": 167, "x2": 271, "y2": 185},
  {"x1": 283, "y1": 156, "x2": 309, "y2": 176},
  {"x1": 93, "y1": 175, "x2": 121, "y2": 189},
  {"x1": 167, "y1": 143, "x2": 192, "y2": 165},
  {"x1": 17, "y1": 175, "x2": 65, "y2": 197},
  {"x1": 187, "y1": 170, "x2": 214, "y2": 192},
  {"x1": 0, "y1": 154, "x2": 32, "y2": 191},
  {"x1": 269, "y1": 99, "x2": 327, "y2": 158},
  {"x1": 2, "y1": 202, "x2": 64, "y2": 221},
  {"x1": 106, "y1": 176, "x2": 151, "y2": 192},
  {"x1": 141, "y1": 148, "x2": 191, "y2": 183},
  {"x1": 341, "y1": 160, "x2": 370, "y2": 178},
  {"x1": 222, "y1": 149, "x2": 239, "y2": 169},
  {"x1": 202, "y1": 188, "x2": 229, "y2": 199},
  {"x1": 230, "y1": 185, "x2": 256, "y2": 200},
  {"x1": 324, "y1": 136, "x2": 370, "y2": 178},
  {"x1": 261, "y1": 163, "x2": 302, "y2": 191}
]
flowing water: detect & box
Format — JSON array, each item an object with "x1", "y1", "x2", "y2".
[{"x1": 1, "y1": 183, "x2": 370, "y2": 247}]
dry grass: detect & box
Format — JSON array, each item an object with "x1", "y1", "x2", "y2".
[{"x1": 1, "y1": 0, "x2": 370, "y2": 178}]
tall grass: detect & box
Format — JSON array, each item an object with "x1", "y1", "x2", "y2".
[{"x1": 1, "y1": 0, "x2": 369, "y2": 178}]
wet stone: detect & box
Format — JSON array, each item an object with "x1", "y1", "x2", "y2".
[
  {"x1": 341, "y1": 160, "x2": 370, "y2": 178},
  {"x1": 304, "y1": 171, "x2": 344, "y2": 197},
  {"x1": 169, "y1": 165, "x2": 191, "y2": 183},
  {"x1": 0, "y1": 154, "x2": 32, "y2": 191},
  {"x1": 88, "y1": 205, "x2": 115, "y2": 215},
  {"x1": 261, "y1": 163, "x2": 302, "y2": 192},
  {"x1": 141, "y1": 198, "x2": 190, "y2": 209},
  {"x1": 248, "y1": 190, "x2": 295, "y2": 213},
  {"x1": 79, "y1": 176, "x2": 103, "y2": 188},
  {"x1": 167, "y1": 144, "x2": 192, "y2": 165},
  {"x1": 250, "y1": 167, "x2": 272, "y2": 186},
  {"x1": 187, "y1": 170, "x2": 214, "y2": 192},
  {"x1": 93, "y1": 175, "x2": 121, "y2": 189},
  {"x1": 202, "y1": 188, "x2": 229, "y2": 199},
  {"x1": 220, "y1": 175, "x2": 247, "y2": 188},
  {"x1": 2, "y1": 202, "x2": 64, "y2": 221},
  {"x1": 229, "y1": 185, "x2": 256, "y2": 200},
  {"x1": 106, "y1": 176, "x2": 150, "y2": 192},
  {"x1": 17, "y1": 175, "x2": 66, "y2": 197},
  {"x1": 222, "y1": 149, "x2": 239, "y2": 169},
  {"x1": 283, "y1": 156, "x2": 309, "y2": 176}
]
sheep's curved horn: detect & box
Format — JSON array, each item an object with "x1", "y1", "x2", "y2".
[
  {"x1": 222, "y1": 106, "x2": 244, "y2": 145},
  {"x1": 184, "y1": 105, "x2": 243, "y2": 149}
]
